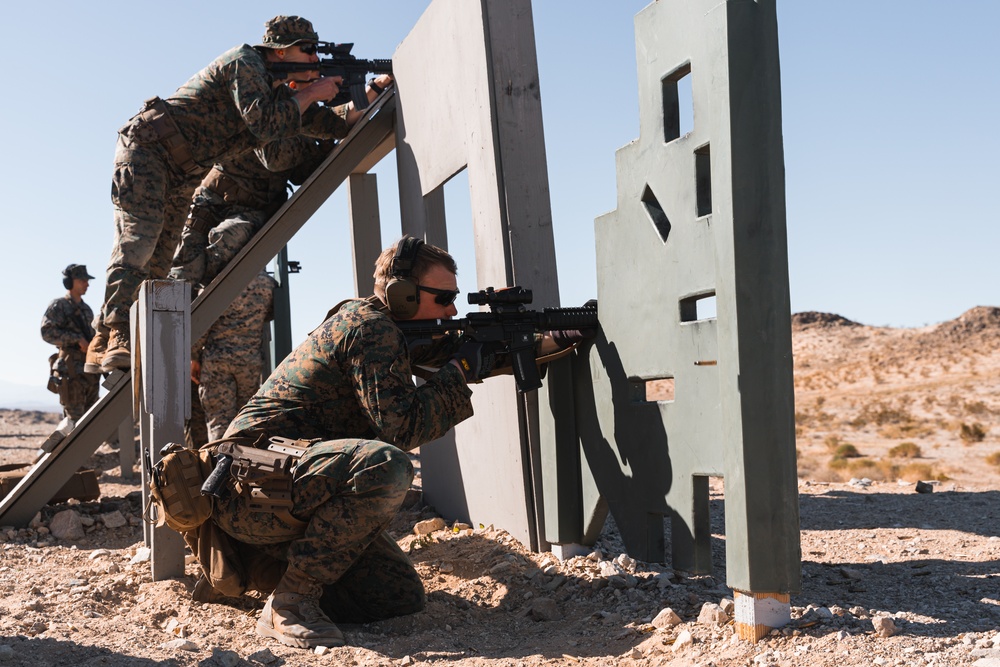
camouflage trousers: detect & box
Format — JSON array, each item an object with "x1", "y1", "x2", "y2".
[
  {"x1": 170, "y1": 200, "x2": 269, "y2": 287},
  {"x1": 213, "y1": 439, "x2": 424, "y2": 622},
  {"x1": 198, "y1": 354, "x2": 263, "y2": 442},
  {"x1": 102, "y1": 133, "x2": 205, "y2": 326},
  {"x1": 56, "y1": 349, "x2": 99, "y2": 420}
]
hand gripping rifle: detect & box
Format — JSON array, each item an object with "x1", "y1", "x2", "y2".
[
  {"x1": 396, "y1": 286, "x2": 599, "y2": 393},
  {"x1": 268, "y1": 42, "x2": 392, "y2": 110}
]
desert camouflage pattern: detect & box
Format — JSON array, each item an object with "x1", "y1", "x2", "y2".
[
  {"x1": 212, "y1": 297, "x2": 470, "y2": 618},
  {"x1": 198, "y1": 271, "x2": 277, "y2": 440},
  {"x1": 41, "y1": 295, "x2": 99, "y2": 419},
  {"x1": 100, "y1": 45, "x2": 303, "y2": 326}
]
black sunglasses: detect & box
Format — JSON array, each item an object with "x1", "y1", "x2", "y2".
[
  {"x1": 298, "y1": 42, "x2": 318, "y2": 55},
  {"x1": 418, "y1": 285, "x2": 460, "y2": 307}
]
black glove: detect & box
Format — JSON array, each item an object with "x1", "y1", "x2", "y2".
[
  {"x1": 451, "y1": 340, "x2": 498, "y2": 382},
  {"x1": 550, "y1": 328, "x2": 598, "y2": 350}
]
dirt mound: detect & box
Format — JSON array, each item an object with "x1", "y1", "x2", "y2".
[{"x1": 791, "y1": 311, "x2": 861, "y2": 330}]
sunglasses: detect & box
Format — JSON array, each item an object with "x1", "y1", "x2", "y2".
[
  {"x1": 418, "y1": 285, "x2": 460, "y2": 307},
  {"x1": 298, "y1": 42, "x2": 318, "y2": 55}
]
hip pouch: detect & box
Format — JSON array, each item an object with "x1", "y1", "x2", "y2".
[{"x1": 144, "y1": 441, "x2": 220, "y2": 533}]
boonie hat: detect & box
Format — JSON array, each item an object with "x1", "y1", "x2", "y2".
[
  {"x1": 257, "y1": 15, "x2": 319, "y2": 49},
  {"x1": 63, "y1": 264, "x2": 95, "y2": 280}
]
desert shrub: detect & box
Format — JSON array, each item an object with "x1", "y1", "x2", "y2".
[
  {"x1": 834, "y1": 444, "x2": 861, "y2": 458},
  {"x1": 879, "y1": 422, "x2": 934, "y2": 439},
  {"x1": 851, "y1": 399, "x2": 915, "y2": 428},
  {"x1": 964, "y1": 400, "x2": 990, "y2": 416},
  {"x1": 823, "y1": 435, "x2": 843, "y2": 451},
  {"x1": 959, "y1": 422, "x2": 986, "y2": 444},
  {"x1": 888, "y1": 442, "x2": 922, "y2": 458},
  {"x1": 986, "y1": 452, "x2": 1000, "y2": 469},
  {"x1": 846, "y1": 458, "x2": 889, "y2": 480},
  {"x1": 828, "y1": 457, "x2": 848, "y2": 471},
  {"x1": 898, "y1": 463, "x2": 935, "y2": 482}
]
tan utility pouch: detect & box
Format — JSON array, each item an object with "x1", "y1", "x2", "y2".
[
  {"x1": 129, "y1": 97, "x2": 202, "y2": 176},
  {"x1": 145, "y1": 442, "x2": 217, "y2": 533},
  {"x1": 219, "y1": 437, "x2": 314, "y2": 531}
]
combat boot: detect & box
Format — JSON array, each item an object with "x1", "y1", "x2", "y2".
[
  {"x1": 256, "y1": 564, "x2": 345, "y2": 649},
  {"x1": 84, "y1": 329, "x2": 108, "y2": 374},
  {"x1": 101, "y1": 323, "x2": 132, "y2": 372}
]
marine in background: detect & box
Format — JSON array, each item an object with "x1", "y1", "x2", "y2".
[{"x1": 41, "y1": 265, "x2": 100, "y2": 423}]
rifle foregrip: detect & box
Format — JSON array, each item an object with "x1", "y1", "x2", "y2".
[
  {"x1": 539, "y1": 307, "x2": 599, "y2": 331},
  {"x1": 201, "y1": 454, "x2": 234, "y2": 499}
]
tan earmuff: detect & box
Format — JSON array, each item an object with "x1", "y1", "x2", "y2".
[{"x1": 384, "y1": 236, "x2": 424, "y2": 319}]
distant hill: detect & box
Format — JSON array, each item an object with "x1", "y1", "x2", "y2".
[{"x1": 0, "y1": 379, "x2": 61, "y2": 413}]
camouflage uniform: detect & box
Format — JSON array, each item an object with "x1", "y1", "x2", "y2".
[
  {"x1": 214, "y1": 297, "x2": 472, "y2": 622},
  {"x1": 41, "y1": 295, "x2": 99, "y2": 420},
  {"x1": 169, "y1": 89, "x2": 347, "y2": 287},
  {"x1": 100, "y1": 44, "x2": 306, "y2": 330},
  {"x1": 198, "y1": 271, "x2": 277, "y2": 441}
]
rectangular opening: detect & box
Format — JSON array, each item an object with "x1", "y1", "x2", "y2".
[
  {"x1": 662, "y1": 63, "x2": 693, "y2": 143},
  {"x1": 641, "y1": 184, "x2": 671, "y2": 243},
  {"x1": 695, "y1": 144, "x2": 712, "y2": 217},
  {"x1": 679, "y1": 291, "x2": 717, "y2": 322},
  {"x1": 630, "y1": 376, "x2": 675, "y2": 403}
]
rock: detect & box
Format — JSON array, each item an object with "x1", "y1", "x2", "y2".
[
  {"x1": 872, "y1": 616, "x2": 898, "y2": 638},
  {"x1": 413, "y1": 517, "x2": 446, "y2": 535},
  {"x1": 314, "y1": 646, "x2": 331, "y2": 655},
  {"x1": 992, "y1": 633, "x2": 1000, "y2": 648},
  {"x1": 0, "y1": 645, "x2": 13, "y2": 662},
  {"x1": 129, "y1": 547, "x2": 151, "y2": 565},
  {"x1": 88, "y1": 549, "x2": 111, "y2": 560},
  {"x1": 210, "y1": 648, "x2": 241, "y2": 667},
  {"x1": 720, "y1": 598, "x2": 735, "y2": 616},
  {"x1": 160, "y1": 639, "x2": 199, "y2": 651},
  {"x1": 698, "y1": 602, "x2": 729, "y2": 626},
  {"x1": 527, "y1": 597, "x2": 562, "y2": 622},
  {"x1": 101, "y1": 511, "x2": 127, "y2": 529},
  {"x1": 972, "y1": 659, "x2": 1000, "y2": 667},
  {"x1": 672, "y1": 629, "x2": 694, "y2": 652},
  {"x1": 49, "y1": 510, "x2": 85, "y2": 541},
  {"x1": 840, "y1": 567, "x2": 864, "y2": 580},
  {"x1": 626, "y1": 647, "x2": 643, "y2": 660},
  {"x1": 247, "y1": 648, "x2": 278, "y2": 664},
  {"x1": 652, "y1": 608, "x2": 682, "y2": 628},
  {"x1": 915, "y1": 481, "x2": 934, "y2": 493},
  {"x1": 400, "y1": 656, "x2": 416, "y2": 666}
]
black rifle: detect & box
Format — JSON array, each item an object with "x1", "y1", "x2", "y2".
[
  {"x1": 396, "y1": 287, "x2": 599, "y2": 393},
  {"x1": 267, "y1": 42, "x2": 392, "y2": 110}
]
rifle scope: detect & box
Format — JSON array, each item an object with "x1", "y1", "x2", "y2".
[{"x1": 468, "y1": 286, "x2": 533, "y2": 307}]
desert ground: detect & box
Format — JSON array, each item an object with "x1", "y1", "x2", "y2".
[{"x1": 0, "y1": 307, "x2": 997, "y2": 667}]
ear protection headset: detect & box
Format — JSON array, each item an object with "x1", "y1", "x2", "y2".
[
  {"x1": 384, "y1": 236, "x2": 425, "y2": 319},
  {"x1": 62, "y1": 266, "x2": 75, "y2": 290}
]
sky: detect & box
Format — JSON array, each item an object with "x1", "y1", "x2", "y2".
[{"x1": 1, "y1": 0, "x2": 998, "y2": 409}]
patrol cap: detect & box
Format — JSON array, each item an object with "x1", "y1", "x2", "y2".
[
  {"x1": 63, "y1": 264, "x2": 95, "y2": 280},
  {"x1": 257, "y1": 15, "x2": 319, "y2": 49}
]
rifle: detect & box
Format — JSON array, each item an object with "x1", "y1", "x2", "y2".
[
  {"x1": 396, "y1": 287, "x2": 599, "y2": 393},
  {"x1": 268, "y1": 42, "x2": 392, "y2": 110}
]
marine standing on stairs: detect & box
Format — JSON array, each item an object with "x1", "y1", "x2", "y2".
[
  {"x1": 85, "y1": 15, "x2": 346, "y2": 374},
  {"x1": 41, "y1": 264, "x2": 100, "y2": 422}
]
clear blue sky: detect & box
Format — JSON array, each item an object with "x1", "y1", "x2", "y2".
[{"x1": 1, "y1": 0, "x2": 998, "y2": 405}]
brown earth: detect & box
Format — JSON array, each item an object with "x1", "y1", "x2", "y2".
[{"x1": 0, "y1": 308, "x2": 998, "y2": 666}]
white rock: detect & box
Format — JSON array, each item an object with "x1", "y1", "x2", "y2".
[
  {"x1": 160, "y1": 639, "x2": 199, "y2": 651},
  {"x1": 698, "y1": 602, "x2": 729, "y2": 626},
  {"x1": 101, "y1": 511, "x2": 127, "y2": 529},
  {"x1": 672, "y1": 629, "x2": 694, "y2": 652},
  {"x1": 720, "y1": 598, "x2": 735, "y2": 615},
  {"x1": 129, "y1": 547, "x2": 151, "y2": 565},
  {"x1": 49, "y1": 510, "x2": 85, "y2": 541},
  {"x1": 88, "y1": 549, "x2": 111, "y2": 560},
  {"x1": 992, "y1": 633, "x2": 1000, "y2": 648},
  {"x1": 314, "y1": 646, "x2": 331, "y2": 655},
  {"x1": 872, "y1": 616, "x2": 898, "y2": 638},
  {"x1": 400, "y1": 656, "x2": 416, "y2": 666},
  {"x1": 413, "y1": 517, "x2": 446, "y2": 535},
  {"x1": 652, "y1": 608, "x2": 682, "y2": 628}
]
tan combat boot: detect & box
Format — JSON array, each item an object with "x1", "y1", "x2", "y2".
[
  {"x1": 256, "y1": 564, "x2": 344, "y2": 649},
  {"x1": 101, "y1": 323, "x2": 131, "y2": 372},
  {"x1": 84, "y1": 329, "x2": 108, "y2": 374}
]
